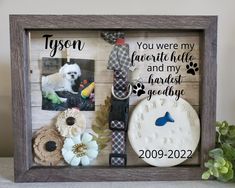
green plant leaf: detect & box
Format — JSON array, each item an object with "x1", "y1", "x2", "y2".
[
  {"x1": 220, "y1": 167, "x2": 228, "y2": 174},
  {"x1": 222, "y1": 121, "x2": 229, "y2": 128},
  {"x1": 202, "y1": 171, "x2": 211, "y2": 180},
  {"x1": 205, "y1": 160, "x2": 214, "y2": 168},
  {"x1": 216, "y1": 121, "x2": 229, "y2": 138},
  {"x1": 203, "y1": 121, "x2": 235, "y2": 182},
  {"x1": 209, "y1": 148, "x2": 223, "y2": 159},
  {"x1": 211, "y1": 167, "x2": 219, "y2": 177},
  {"x1": 218, "y1": 168, "x2": 234, "y2": 182},
  {"x1": 216, "y1": 121, "x2": 222, "y2": 127},
  {"x1": 214, "y1": 162, "x2": 221, "y2": 168},
  {"x1": 216, "y1": 157, "x2": 226, "y2": 166},
  {"x1": 221, "y1": 128, "x2": 229, "y2": 135},
  {"x1": 228, "y1": 126, "x2": 235, "y2": 138},
  {"x1": 222, "y1": 143, "x2": 235, "y2": 161}
]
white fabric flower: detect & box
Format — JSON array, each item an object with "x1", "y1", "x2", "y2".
[
  {"x1": 56, "y1": 108, "x2": 86, "y2": 138},
  {"x1": 62, "y1": 132, "x2": 99, "y2": 166}
]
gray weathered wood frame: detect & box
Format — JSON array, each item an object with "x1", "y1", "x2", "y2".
[{"x1": 10, "y1": 15, "x2": 217, "y2": 182}]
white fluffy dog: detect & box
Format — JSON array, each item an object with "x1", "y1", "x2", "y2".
[{"x1": 41, "y1": 63, "x2": 81, "y2": 102}]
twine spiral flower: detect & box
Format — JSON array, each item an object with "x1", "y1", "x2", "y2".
[
  {"x1": 62, "y1": 132, "x2": 98, "y2": 166},
  {"x1": 33, "y1": 126, "x2": 64, "y2": 166},
  {"x1": 56, "y1": 108, "x2": 86, "y2": 138}
]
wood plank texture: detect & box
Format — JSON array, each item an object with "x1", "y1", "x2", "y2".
[
  {"x1": 30, "y1": 82, "x2": 200, "y2": 107},
  {"x1": 3, "y1": 158, "x2": 235, "y2": 187},
  {"x1": 31, "y1": 105, "x2": 199, "y2": 130},
  {"x1": 29, "y1": 31, "x2": 200, "y2": 83},
  {"x1": 29, "y1": 28, "x2": 201, "y2": 170}
]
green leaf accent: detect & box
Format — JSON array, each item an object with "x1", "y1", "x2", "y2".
[
  {"x1": 91, "y1": 96, "x2": 111, "y2": 151},
  {"x1": 205, "y1": 160, "x2": 214, "y2": 168},
  {"x1": 211, "y1": 167, "x2": 219, "y2": 177},
  {"x1": 220, "y1": 167, "x2": 228, "y2": 174},
  {"x1": 218, "y1": 168, "x2": 234, "y2": 182},
  {"x1": 228, "y1": 127, "x2": 235, "y2": 138},
  {"x1": 202, "y1": 171, "x2": 211, "y2": 180},
  {"x1": 222, "y1": 143, "x2": 235, "y2": 161},
  {"x1": 209, "y1": 148, "x2": 223, "y2": 159},
  {"x1": 202, "y1": 121, "x2": 235, "y2": 182}
]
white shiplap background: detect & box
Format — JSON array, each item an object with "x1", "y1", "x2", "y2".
[{"x1": 30, "y1": 30, "x2": 200, "y2": 166}]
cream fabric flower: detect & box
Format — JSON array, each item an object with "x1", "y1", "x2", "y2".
[
  {"x1": 33, "y1": 126, "x2": 64, "y2": 166},
  {"x1": 56, "y1": 108, "x2": 86, "y2": 138},
  {"x1": 62, "y1": 132, "x2": 99, "y2": 166}
]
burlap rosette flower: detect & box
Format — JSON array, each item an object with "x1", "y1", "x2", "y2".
[
  {"x1": 33, "y1": 126, "x2": 64, "y2": 166},
  {"x1": 56, "y1": 108, "x2": 86, "y2": 138}
]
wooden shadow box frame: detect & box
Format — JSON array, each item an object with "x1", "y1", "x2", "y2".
[{"x1": 10, "y1": 15, "x2": 217, "y2": 182}]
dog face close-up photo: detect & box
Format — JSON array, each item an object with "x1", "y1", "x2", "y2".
[
  {"x1": 59, "y1": 63, "x2": 81, "y2": 82},
  {"x1": 41, "y1": 58, "x2": 95, "y2": 111},
  {"x1": 42, "y1": 63, "x2": 81, "y2": 93}
]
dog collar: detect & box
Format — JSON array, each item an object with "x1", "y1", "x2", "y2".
[{"x1": 101, "y1": 32, "x2": 131, "y2": 166}]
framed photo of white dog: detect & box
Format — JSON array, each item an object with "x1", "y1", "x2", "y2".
[
  {"x1": 10, "y1": 15, "x2": 217, "y2": 182},
  {"x1": 41, "y1": 57, "x2": 95, "y2": 111}
]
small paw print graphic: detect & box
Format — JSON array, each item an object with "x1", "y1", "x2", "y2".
[
  {"x1": 132, "y1": 82, "x2": 145, "y2": 97},
  {"x1": 186, "y1": 62, "x2": 199, "y2": 75}
]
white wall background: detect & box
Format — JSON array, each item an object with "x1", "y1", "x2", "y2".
[{"x1": 0, "y1": 0, "x2": 235, "y2": 157}]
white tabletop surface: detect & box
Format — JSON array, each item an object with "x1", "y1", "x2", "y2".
[{"x1": 0, "y1": 158, "x2": 234, "y2": 188}]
